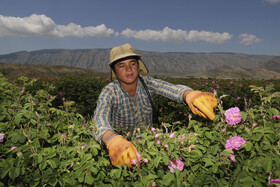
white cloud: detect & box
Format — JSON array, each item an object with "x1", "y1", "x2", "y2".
[
  {"x1": 121, "y1": 27, "x2": 187, "y2": 43},
  {"x1": 84, "y1": 24, "x2": 114, "y2": 37},
  {"x1": 265, "y1": 0, "x2": 280, "y2": 4},
  {"x1": 239, "y1": 34, "x2": 263, "y2": 45},
  {"x1": 0, "y1": 14, "x2": 233, "y2": 44},
  {"x1": 121, "y1": 27, "x2": 232, "y2": 44},
  {"x1": 186, "y1": 30, "x2": 233, "y2": 44},
  {"x1": 0, "y1": 14, "x2": 114, "y2": 38}
]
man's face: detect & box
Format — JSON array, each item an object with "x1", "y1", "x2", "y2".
[{"x1": 114, "y1": 58, "x2": 139, "y2": 85}]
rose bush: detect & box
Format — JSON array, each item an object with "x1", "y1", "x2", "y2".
[{"x1": 0, "y1": 73, "x2": 280, "y2": 186}]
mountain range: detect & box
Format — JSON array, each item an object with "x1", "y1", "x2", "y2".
[{"x1": 0, "y1": 49, "x2": 280, "y2": 79}]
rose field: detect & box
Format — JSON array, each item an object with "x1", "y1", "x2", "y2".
[{"x1": 0, "y1": 72, "x2": 280, "y2": 186}]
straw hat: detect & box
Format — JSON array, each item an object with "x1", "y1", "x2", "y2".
[{"x1": 109, "y1": 43, "x2": 148, "y2": 80}]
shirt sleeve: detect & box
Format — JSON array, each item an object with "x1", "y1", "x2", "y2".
[
  {"x1": 93, "y1": 84, "x2": 115, "y2": 144},
  {"x1": 143, "y1": 76, "x2": 193, "y2": 103}
]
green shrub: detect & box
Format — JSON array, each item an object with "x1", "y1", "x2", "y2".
[
  {"x1": 51, "y1": 73, "x2": 107, "y2": 118},
  {"x1": 0, "y1": 73, "x2": 279, "y2": 186}
]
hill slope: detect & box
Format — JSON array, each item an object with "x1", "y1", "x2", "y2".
[
  {"x1": 0, "y1": 63, "x2": 108, "y2": 80},
  {"x1": 260, "y1": 56, "x2": 280, "y2": 73},
  {"x1": 0, "y1": 49, "x2": 274, "y2": 77},
  {"x1": 190, "y1": 65, "x2": 280, "y2": 80}
]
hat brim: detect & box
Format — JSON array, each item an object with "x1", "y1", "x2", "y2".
[{"x1": 109, "y1": 53, "x2": 141, "y2": 66}]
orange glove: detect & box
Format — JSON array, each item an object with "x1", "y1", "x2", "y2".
[
  {"x1": 106, "y1": 135, "x2": 140, "y2": 168},
  {"x1": 185, "y1": 90, "x2": 217, "y2": 120}
]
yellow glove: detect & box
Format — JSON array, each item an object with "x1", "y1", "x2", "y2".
[
  {"x1": 106, "y1": 135, "x2": 140, "y2": 168},
  {"x1": 185, "y1": 90, "x2": 217, "y2": 120}
]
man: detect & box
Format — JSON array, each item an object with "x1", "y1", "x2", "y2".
[{"x1": 93, "y1": 43, "x2": 217, "y2": 168}]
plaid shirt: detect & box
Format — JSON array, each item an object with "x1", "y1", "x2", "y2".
[{"x1": 93, "y1": 75, "x2": 192, "y2": 144}]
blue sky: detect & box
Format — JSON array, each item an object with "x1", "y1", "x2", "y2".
[{"x1": 0, "y1": 0, "x2": 279, "y2": 55}]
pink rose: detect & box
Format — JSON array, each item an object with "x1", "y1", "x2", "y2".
[
  {"x1": 131, "y1": 159, "x2": 136, "y2": 165},
  {"x1": 168, "y1": 157, "x2": 184, "y2": 173},
  {"x1": 0, "y1": 133, "x2": 4, "y2": 142},
  {"x1": 136, "y1": 152, "x2": 141, "y2": 162},
  {"x1": 225, "y1": 136, "x2": 246, "y2": 150},
  {"x1": 81, "y1": 144, "x2": 88, "y2": 150},
  {"x1": 224, "y1": 107, "x2": 242, "y2": 125},
  {"x1": 270, "y1": 179, "x2": 280, "y2": 184},
  {"x1": 230, "y1": 154, "x2": 236, "y2": 162}
]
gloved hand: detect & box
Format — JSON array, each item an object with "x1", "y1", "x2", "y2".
[
  {"x1": 106, "y1": 135, "x2": 140, "y2": 168},
  {"x1": 185, "y1": 90, "x2": 217, "y2": 120}
]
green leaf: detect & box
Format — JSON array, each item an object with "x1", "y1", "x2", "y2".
[
  {"x1": 212, "y1": 164, "x2": 218, "y2": 173},
  {"x1": 189, "y1": 120, "x2": 197, "y2": 127},
  {"x1": 18, "y1": 134, "x2": 26, "y2": 143},
  {"x1": 78, "y1": 171, "x2": 85, "y2": 183},
  {"x1": 39, "y1": 161, "x2": 47, "y2": 171},
  {"x1": 244, "y1": 141, "x2": 252, "y2": 151},
  {"x1": 191, "y1": 149, "x2": 203, "y2": 158},
  {"x1": 30, "y1": 119, "x2": 37, "y2": 125},
  {"x1": 9, "y1": 167, "x2": 20, "y2": 179},
  {"x1": 220, "y1": 149, "x2": 233, "y2": 157},
  {"x1": 269, "y1": 107, "x2": 279, "y2": 115},
  {"x1": 154, "y1": 156, "x2": 162, "y2": 168},
  {"x1": 191, "y1": 164, "x2": 200, "y2": 172},
  {"x1": 148, "y1": 149, "x2": 159, "y2": 156},
  {"x1": 240, "y1": 176, "x2": 254, "y2": 184},
  {"x1": 240, "y1": 111, "x2": 247, "y2": 121},
  {"x1": 264, "y1": 128, "x2": 274, "y2": 134},
  {"x1": 147, "y1": 140, "x2": 154, "y2": 149},
  {"x1": 37, "y1": 155, "x2": 43, "y2": 164},
  {"x1": 162, "y1": 152, "x2": 170, "y2": 165},
  {"x1": 211, "y1": 144, "x2": 219, "y2": 155},
  {"x1": 205, "y1": 132, "x2": 212, "y2": 139},
  {"x1": 244, "y1": 127, "x2": 252, "y2": 136},
  {"x1": 110, "y1": 169, "x2": 122, "y2": 179},
  {"x1": 89, "y1": 166, "x2": 98, "y2": 175},
  {"x1": 0, "y1": 167, "x2": 9, "y2": 179},
  {"x1": 252, "y1": 181, "x2": 263, "y2": 187},
  {"x1": 48, "y1": 177, "x2": 58, "y2": 187},
  {"x1": 84, "y1": 153, "x2": 92, "y2": 161},
  {"x1": 249, "y1": 133, "x2": 263, "y2": 141},
  {"x1": 248, "y1": 111, "x2": 255, "y2": 119},
  {"x1": 263, "y1": 156, "x2": 272, "y2": 172},
  {"x1": 83, "y1": 160, "x2": 93, "y2": 170},
  {"x1": 204, "y1": 158, "x2": 214, "y2": 167},
  {"x1": 146, "y1": 173, "x2": 158, "y2": 180},
  {"x1": 160, "y1": 173, "x2": 174, "y2": 186},
  {"x1": 85, "y1": 173, "x2": 94, "y2": 185},
  {"x1": 91, "y1": 147, "x2": 98, "y2": 156},
  {"x1": 47, "y1": 159, "x2": 57, "y2": 169},
  {"x1": 253, "y1": 127, "x2": 264, "y2": 133},
  {"x1": 11, "y1": 132, "x2": 19, "y2": 143}
]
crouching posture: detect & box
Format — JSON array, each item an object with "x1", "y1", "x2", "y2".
[{"x1": 93, "y1": 43, "x2": 217, "y2": 168}]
